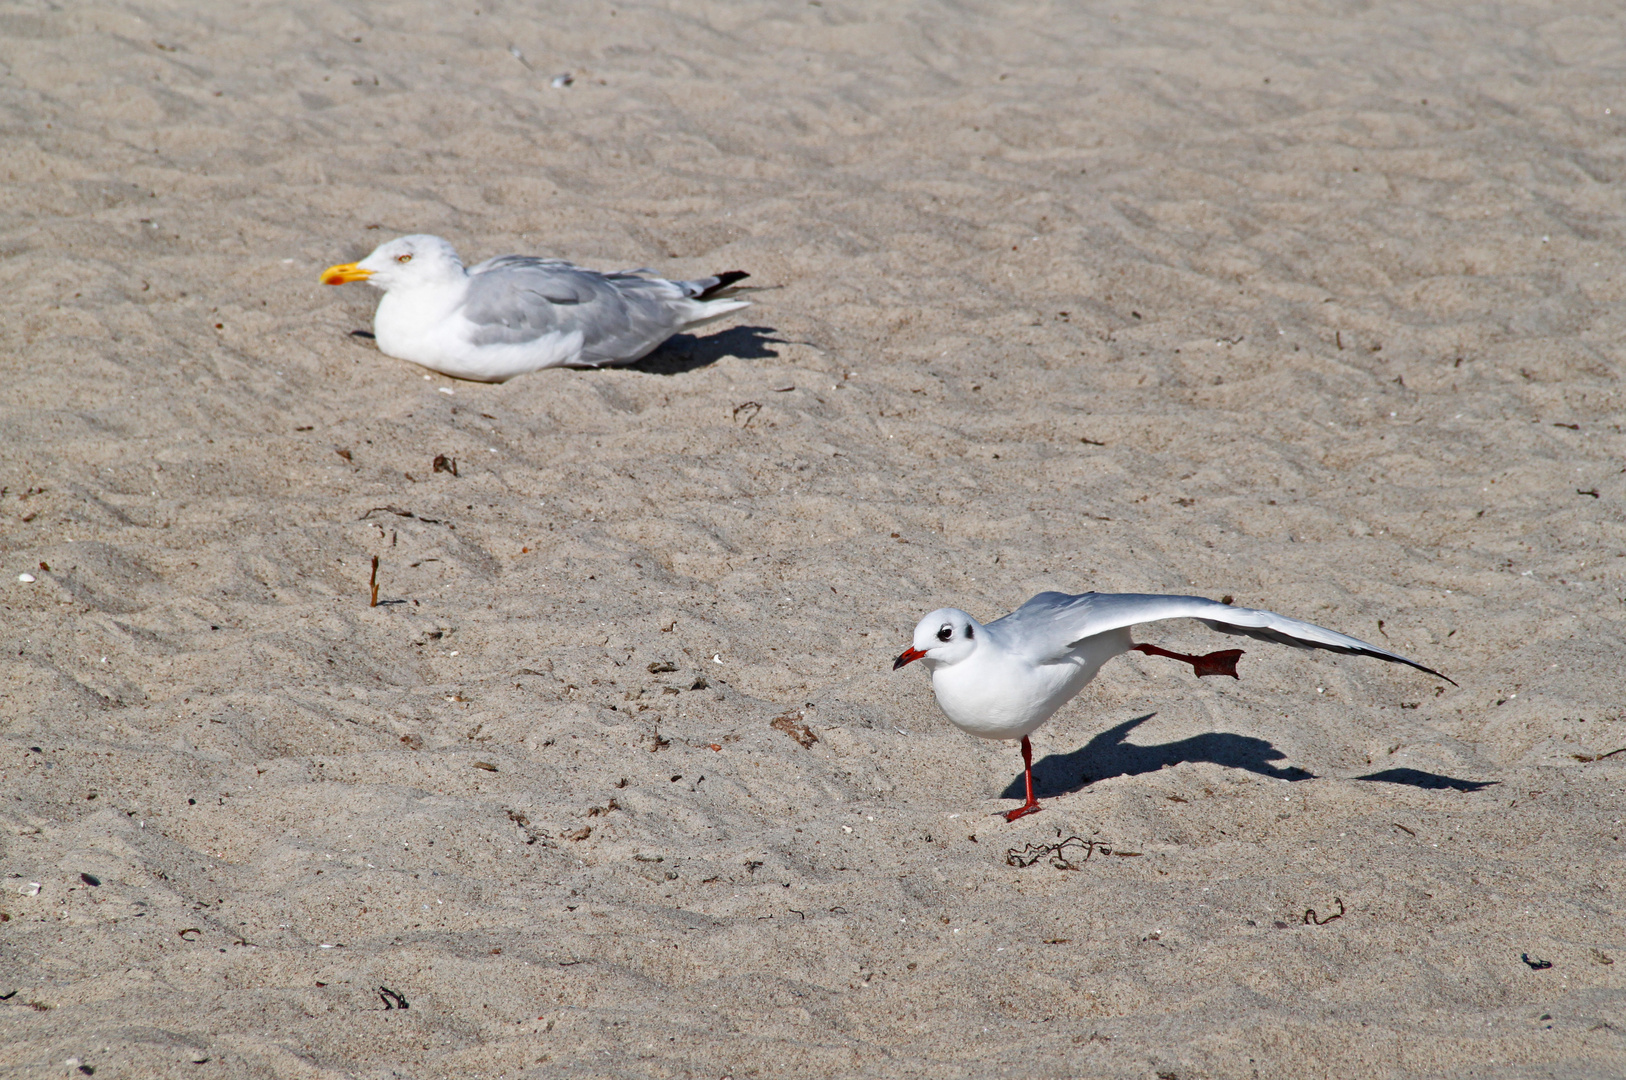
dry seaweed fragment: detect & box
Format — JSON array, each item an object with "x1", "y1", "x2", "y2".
[
  {"x1": 771, "y1": 712, "x2": 817, "y2": 749},
  {"x1": 1005, "y1": 835, "x2": 1140, "y2": 869},
  {"x1": 1303, "y1": 898, "x2": 1345, "y2": 926}
]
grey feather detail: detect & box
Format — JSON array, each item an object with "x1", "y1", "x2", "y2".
[
  {"x1": 458, "y1": 256, "x2": 697, "y2": 360},
  {"x1": 989, "y1": 591, "x2": 1453, "y2": 683}
]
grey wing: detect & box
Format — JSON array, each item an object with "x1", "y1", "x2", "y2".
[
  {"x1": 576, "y1": 272, "x2": 700, "y2": 364},
  {"x1": 990, "y1": 591, "x2": 1453, "y2": 683},
  {"x1": 460, "y1": 257, "x2": 690, "y2": 360}
]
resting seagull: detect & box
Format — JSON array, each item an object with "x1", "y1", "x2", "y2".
[
  {"x1": 321, "y1": 234, "x2": 750, "y2": 382},
  {"x1": 894, "y1": 590, "x2": 1454, "y2": 821}
]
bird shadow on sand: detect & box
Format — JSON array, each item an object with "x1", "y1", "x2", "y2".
[
  {"x1": 1001, "y1": 712, "x2": 1496, "y2": 800},
  {"x1": 627, "y1": 324, "x2": 784, "y2": 375},
  {"x1": 1002, "y1": 712, "x2": 1314, "y2": 801}
]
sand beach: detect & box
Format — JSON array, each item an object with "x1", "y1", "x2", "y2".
[{"x1": 2, "y1": 2, "x2": 1624, "y2": 1076}]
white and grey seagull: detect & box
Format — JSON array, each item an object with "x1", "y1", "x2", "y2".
[
  {"x1": 321, "y1": 234, "x2": 750, "y2": 382},
  {"x1": 894, "y1": 590, "x2": 1454, "y2": 821}
]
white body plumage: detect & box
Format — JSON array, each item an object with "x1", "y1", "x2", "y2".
[
  {"x1": 322, "y1": 234, "x2": 750, "y2": 382},
  {"x1": 897, "y1": 590, "x2": 1449, "y2": 745}
]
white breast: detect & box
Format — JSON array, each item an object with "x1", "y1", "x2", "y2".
[
  {"x1": 928, "y1": 628, "x2": 1133, "y2": 741},
  {"x1": 372, "y1": 283, "x2": 468, "y2": 368}
]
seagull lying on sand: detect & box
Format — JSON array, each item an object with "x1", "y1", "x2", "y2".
[
  {"x1": 321, "y1": 234, "x2": 750, "y2": 382},
  {"x1": 894, "y1": 590, "x2": 1453, "y2": 821}
]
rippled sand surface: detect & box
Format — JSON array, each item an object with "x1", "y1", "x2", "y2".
[{"x1": 3, "y1": 2, "x2": 1624, "y2": 1076}]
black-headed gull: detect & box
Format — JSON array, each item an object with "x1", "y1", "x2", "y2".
[
  {"x1": 321, "y1": 235, "x2": 749, "y2": 382},
  {"x1": 894, "y1": 591, "x2": 1453, "y2": 821}
]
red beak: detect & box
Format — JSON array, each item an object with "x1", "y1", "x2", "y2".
[{"x1": 893, "y1": 646, "x2": 926, "y2": 670}]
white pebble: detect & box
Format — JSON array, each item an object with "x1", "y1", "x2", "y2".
[{"x1": 17, "y1": 573, "x2": 35, "y2": 583}]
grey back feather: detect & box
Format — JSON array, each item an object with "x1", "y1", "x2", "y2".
[{"x1": 459, "y1": 257, "x2": 698, "y2": 364}]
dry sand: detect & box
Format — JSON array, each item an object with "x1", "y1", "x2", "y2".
[{"x1": 3, "y1": 1, "x2": 1625, "y2": 1076}]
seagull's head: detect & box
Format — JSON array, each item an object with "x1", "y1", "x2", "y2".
[
  {"x1": 894, "y1": 608, "x2": 980, "y2": 671},
  {"x1": 321, "y1": 234, "x2": 465, "y2": 290}
]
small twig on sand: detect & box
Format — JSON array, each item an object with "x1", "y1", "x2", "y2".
[{"x1": 369, "y1": 556, "x2": 379, "y2": 607}]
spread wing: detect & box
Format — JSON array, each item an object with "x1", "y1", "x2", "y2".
[
  {"x1": 460, "y1": 257, "x2": 691, "y2": 362},
  {"x1": 989, "y1": 591, "x2": 1453, "y2": 683}
]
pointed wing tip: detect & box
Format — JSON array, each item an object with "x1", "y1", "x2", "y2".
[
  {"x1": 697, "y1": 271, "x2": 750, "y2": 300},
  {"x1": 1396, "y1": 655, "x2": 1456, "y2": 687}
]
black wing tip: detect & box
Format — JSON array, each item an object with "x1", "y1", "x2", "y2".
[
  {"x1": 1421, "y1": 663, "x2": 1459, "y2": 688},
  {"x1": 1378, "y1": 650, "x2": 1456, "y2": 687},
  {"x1": 698, "y1": 270, "x2": 750, "y2": 299}
]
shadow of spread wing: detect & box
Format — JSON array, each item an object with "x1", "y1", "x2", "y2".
[{"x1": 1355, "y1": 767, "x2": 1497, "y2": 792}]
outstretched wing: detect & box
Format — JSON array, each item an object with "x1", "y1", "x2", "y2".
[
  {"x1": 460, "y1": 257, "x2": 691, "y2": 362},
  {"x1": 989, "y1": 591, "x2": 1453, "y2": 683}
]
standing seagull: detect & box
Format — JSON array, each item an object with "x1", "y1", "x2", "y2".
[
  {"x1": 320, "y1": 234, "x2": 750, "y2": 382},
  {"x1": 893, "y1": 591, "x2": 1453, "y2": 821}
]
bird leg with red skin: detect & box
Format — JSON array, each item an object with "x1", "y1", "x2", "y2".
[
  {"x1": 1132, "y1": 642, "x2": 1243, "y2": 679},
  {"x1": 1005, "y1": 735, "x2": 1043, "y2": 821}
]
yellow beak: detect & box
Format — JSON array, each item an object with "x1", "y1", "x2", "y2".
[{"x1": 320, "y1": 262, "x2": 371, "y2": 285}]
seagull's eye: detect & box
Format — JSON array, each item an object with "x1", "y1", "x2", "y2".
[
  {"x1": 395, "y1": 253, "x2": 412, "y2": 264},
  {"x1": 937, "y1": 625, "x2": 953, "y2": 642}
]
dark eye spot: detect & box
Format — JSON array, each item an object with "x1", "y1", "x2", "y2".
[
  {"x1": 965, "y1": 625, "x2": 973, "y2": 639},
  {"x1": 937, "y1": 625, "x2": 953, "y2": 642}
]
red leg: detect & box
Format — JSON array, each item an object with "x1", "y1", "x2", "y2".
[
  {"x1": 1132, "y1": 642, "x2": 1244, "y2": 679},
  {"x1": 1005, "y1": 735, "x2": 1043, "y2": 821}
]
